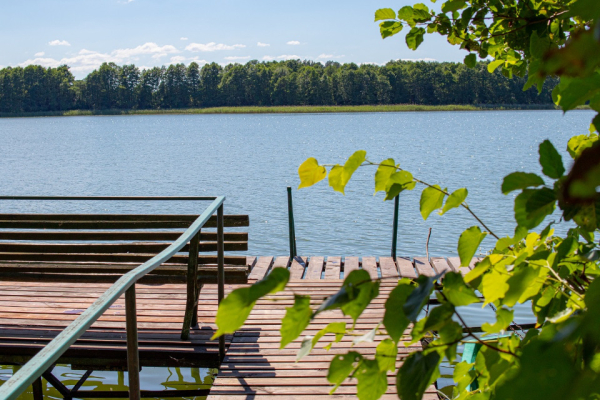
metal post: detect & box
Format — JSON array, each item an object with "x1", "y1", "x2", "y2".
[
  {"x1": 125, "y1": 285, "x2": 141, "y2": 400},
  {"x1": 287, "y1": 187, "x2": 297, "y2": 258},
  {"x1": 391, "y1": 195, "x2": 400, "y2": 259},
  {"x1": 32, "y1": 377, "x2": 43, "y2": 400},
  {"x1": 181, "y1": 230, "x2": 200, "y2": 340},
  {"x1": 217, "y1": 204, "x2": 225, "y2": 362}
]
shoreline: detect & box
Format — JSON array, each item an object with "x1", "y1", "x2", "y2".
[{"x1": 0, "y1": 103, "x2": 576, "y2": 118}]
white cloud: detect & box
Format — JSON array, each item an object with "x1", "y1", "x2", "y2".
[
  {"x1": 168, "y1": 55, "x2": 207, "y2": 65},
  {"x1": 317, "y1": 54, "x2": 345, "y2": 60},
  {"x1": 112, "y1": 42, "x2": 179, "y2": 59},
  {"x1": 286, "y1": 41, "x2": 301, "y2": 45},
  {"x1": 257, "y1": 42, "x2": 270, "y2": 47},
  {"x1": 224, "y1": 56, "x2": 251, "y2": 61},
  {"x1": 49, "y1": 40, "x2": 71, "y2": 46},
  {"x1": 400, "y1": 58, "x2": 436, "y2": 62},
  {"x1": 262, "y1": 55, "x2": 300, "y2": 61},
  {"x1": 18, "y1": 42, "x2": 181, "y2": 77},
  {"x1": 180, "y1": 37, "x2": 188, "y2": 41},
  {"x1": 185, "y1": 42, "x2": 245, "y2": 52},
  {"x1": 34, "y1": 52, "x2": 45, "y2": 57}
]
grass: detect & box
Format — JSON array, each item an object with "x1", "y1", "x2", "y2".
[{"x1": 0, "y1": 103, "x2": 564, "y2": 118}]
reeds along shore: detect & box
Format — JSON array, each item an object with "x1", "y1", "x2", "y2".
[{"x1": 0, "y1": 103, "x2": 565, "y2": 118}]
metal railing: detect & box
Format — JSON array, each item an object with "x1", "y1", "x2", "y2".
[{"x1": 0, "y1": 196, "x2": 227, "y2": 400}]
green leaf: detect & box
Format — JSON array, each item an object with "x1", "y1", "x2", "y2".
[
  {"x1": 412, "y1": 3, "x2": 431, "y2": 20},
  {"x1": 422, "y1": 302, "x2": 455, "y2": 333},
  {"x1": 356, "y1": 359, "x2": 388, "y2": 400},
  {"x1": 280, "y1": 295, "x2": 312, "y2": 348},
  {"x1": 495, "y1": 341, "x2": 577, "y2": 400},
  {"x1": 406, "y1": 27, "x2": 426, "y2": 50},
  {"x1": 502, "y1": 172, "x2": 545, "y2": 194},
  {"x1": 464, "y1": 53, "x2": 477, "y2": 68},
  {"x1": 298, "y1": 157, "x2": 326, "y2": 189},
  {"x1": 298, "y1": 322, "x2": 347, "y2": 361},
  {"x1": 327, "y1": 352, "x2": 362, "y2": 391},
  {"x1": 385, "y1": 170, "x2": 415, "y2": 200},
  {"x1": 328, "y1": 165, "x2": 344, "y2": 194},
  {"x1": 383, "y1": 283, "x2": 414, "y2": 342},
  {"x1": 396, "y1": 351, "x2": 441, "y2": 400},
  {"x1": 376, "y1": 339, "x2": 398, "y2": 372},
  {"x1": 481, "y1": 308, "x2": 514, "y2": 336},
  {"x1": 374, "y1": 8, "x2": 396, "y2": 21},
  {"x1": 539, "y1": 140, "x2": 565, "y2": 179},
  {"x1": 488, "y1": 59, "x2": 504, "y2": 73},
  {"x1": 214, "y1": 267, "x2": 289, "y2": 338},
  {"x1": 515, "y1": 188, "x2": 556, "y2": 229},
  {"x1": 570, "y1": 0, "x2": 600, "y2": 21},
  {"x1": 397, "y1": 6, "x2": 414, "y2": 21},
  {"x1": 374, "y1": 158, "x2": 396, "y2": 193},
  {"x1": 440, "y1": 188, "x2": 467, "y2": 215},
  {"x1": 441, "y1": 0, "x2": 466, "y2": 12},
  {"x1": 503, "y1": 265, "x2": 547, "y2": 307},
  {"x1": 458, "y1": 226, "x2": 487, "y2": 267},
  {"x1": 481, "y1": 269, "x2": 510, "y2": 305},
  {"x1": 403, "y1": 274, "x2": 436, "y2": 321},
  {"x1": 567, "y1": 134, "x2": 599, "y2": 158},
  {"x1": 420, "y1": 184, "x2": 446, "y2": 220},
  {"x1": 442, "y1": 272, "x2": 480, "y2": 306},
  {"x1": 380, "y1": 21, "x2": 403, "y2": 39},
  {"x1": 316, "y1": 269, "x2": 379, "y2": 324},
  {"x1": 343, "y1": 150, "x2": 367, "y2": 184}
]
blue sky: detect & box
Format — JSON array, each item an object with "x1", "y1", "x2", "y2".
[{"x1": 1, "y1": 0, "x2": 465, "y2": 78}]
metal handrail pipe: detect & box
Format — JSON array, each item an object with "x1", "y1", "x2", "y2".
[
  {"x1": 0, "y1": 196, "x2": 225, "y2": 400},
  {"x1": 0, "y1": 196, "x2": 219, "y2": 201}
]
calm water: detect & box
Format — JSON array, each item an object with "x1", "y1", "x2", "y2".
[{"x1": 0, "y1": 110, "x2": 594, "y2": 397}]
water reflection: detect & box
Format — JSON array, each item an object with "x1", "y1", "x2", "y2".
[{"x1": 0, "y1": 365, "x2": 215, "y2": 400}]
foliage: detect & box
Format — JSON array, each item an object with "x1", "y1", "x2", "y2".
[
  {"x1": 0, "y1": 59, "x2": 559, "y2": 114},
  {"x1": 213, "y1": 0, "x2": 600, "y2": 399}
]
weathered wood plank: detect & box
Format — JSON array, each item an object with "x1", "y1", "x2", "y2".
[
  {"x1": 0, "y1": 214, "x2": 249, "y2": 227},
  {"x1": 248, "y1": 257, "x2": 274, "y2": 280},
  {"x1": 431, "y1": 257, "x2": 452, "y2": 277},
  {"x1": 343, "y1": 257, "x2": 359, "y2": 276},
  {"x1": 324, "y1": 257, "x2": 341, "y2": 280},
  {"x1": 413, "y1": 257, "x2": 435, "y2": 277},
  {"x1": 379, "y1": 257, "x2": 398, "y2": 278},
  {"x1": 396, "y1": 256, "x2": 417, "y2": 278},
  {"x1": 0, "y1": 231, "x2": 248, "y2": 242},
  {"x1": 289, "y1": 256, "x2": 307, "y2": 280},
  {"x1": 304, "y1": 257, "x2": 324, "y2": 280},
  {"x1": 361, "y1": 257, "x2": 377, "y2": 278}
]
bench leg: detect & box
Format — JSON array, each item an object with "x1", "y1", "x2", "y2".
[
  {"x1": 181, "y1": 231, "x2": 200, "y2": 340},
  {"x1": 191, "y1": 283, "x2": 203, "y2": 327}
]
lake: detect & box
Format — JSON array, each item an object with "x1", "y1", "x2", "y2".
[{"x1": 0, "y1": 110, "x2": 594, "y2": 398}]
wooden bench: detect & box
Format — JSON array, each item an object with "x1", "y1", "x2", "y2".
[{"x1": 0, "y1": 212, "x2": 250, "y2": 339}]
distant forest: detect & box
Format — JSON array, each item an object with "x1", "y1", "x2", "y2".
[{"x1": 0, "y1": 60, "x2": 558, "y2": 113}]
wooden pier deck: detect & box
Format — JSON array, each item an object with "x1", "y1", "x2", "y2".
[{"x1": 0, "y1": 255, "x2": 473, "y2": 399}]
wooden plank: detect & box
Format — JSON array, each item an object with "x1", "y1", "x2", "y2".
[
  {"x1": 396, "y1": 256, "x2": 417, "y2": 279},
  {"x1": 0, "y1": 231, "x2": 247, "y2": 242},
  {"x1": 304, "y1": 257, "x2": 324, "y2": 280},
  {"x1": 0, "y1": 241, "x2": 247, "y2": 253},
  {"x1": 289, "y1": 257, "x2": 307, "y2": 280},
  {"x1": 0, "y1": 254, "x2": 246, "y2": 265},
  {"x1": 447, "y1": 257, "x2": 478, "y2": 277},
  {"x1": 0, "y1": 214, "x2": 248, "y2": 227},
  {"x1": 361, "y1": 257, "x2": 377, "y2": 278},
  {"x1": 248, "y1": 257, "x2": 274, "y2": 280},
  {"x1": 378, "y1": 257, "x2": 398, "y2": 279},
  {"x1": 431, "y1": 257, "x2": 452, "y2": 277},
  {"x1": 343, "y1": 257, "x2": 359, "y2": 276},
  {"x1": 323, "y1": 257, "x2": 341, "y2": 280},
  {"x1": 413, "y1": 257, "x2": 435, "y2": 277}
]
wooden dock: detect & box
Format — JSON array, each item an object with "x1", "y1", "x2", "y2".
[{"x1": 0, "y1": 255, "x2": 474, "y2": 398}]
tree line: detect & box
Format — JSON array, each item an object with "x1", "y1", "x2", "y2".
[{"x1": 0, "y1": 60, "x2": 558, "y2": 113}]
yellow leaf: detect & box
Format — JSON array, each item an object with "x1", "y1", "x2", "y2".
[{"x1": 298, "y1": 158, "x2": 326, "y2": 189}]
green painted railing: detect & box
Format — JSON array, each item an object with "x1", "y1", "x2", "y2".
[{"x1": 0, "y1": 196, "x2": 227, "y2": 400}]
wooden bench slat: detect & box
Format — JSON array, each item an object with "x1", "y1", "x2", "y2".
[
  {"x1": 0, "y1": 241, "x2": 247, "y2": 253},
  {"x1": 378, "y1": 257, "x2": 399, "y2": 278},
  {"x1": 323, "y1": 257, "x2": 341, "y2": 280},
  {"x1": 396, "y1": 256, "x2": 417, "y2": 279},
  {"x1": 343, "y1": 257, "x2": 359, "y2": 276},
  {"x1": 413, "y1": 257, "x2": 436, "y2": 277},
  {"x1": 305, "y1": 257, "x2": 324, "y2": 280},
  {"x1": 0, "y1": 215, "x2": 249, "y2": 229},
  {"x1": 361, "y1": 257, "x2": 377, "y2": 278},
  {"x1": 0, "y1": 253, "x2": 247, "y2": 265},
  {"x1": 289, "y1": 256, "x2": 306, "y2": 280},
  {"x1": 0, "y1": 231, "x2": 248, "y2": 241}
]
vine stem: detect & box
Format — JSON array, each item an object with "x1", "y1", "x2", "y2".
[{"x1": 362, "y1": 161, "x2": 501, "y2": 240}]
